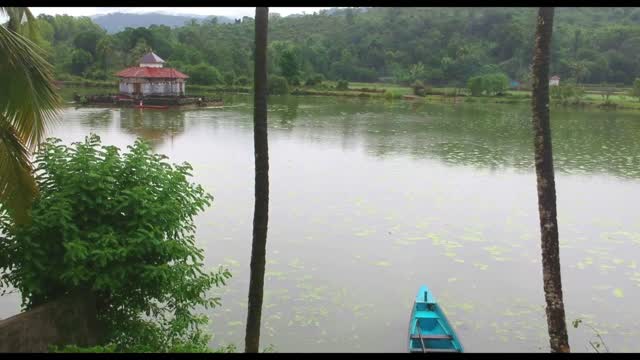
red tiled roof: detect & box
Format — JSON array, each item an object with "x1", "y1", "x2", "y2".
[
  {"x1": 116, "y1": 67, "x2": 189, "y2": 79},
  {"x1": 550, "y1": 75, "x2": 560, "y2": 80}
]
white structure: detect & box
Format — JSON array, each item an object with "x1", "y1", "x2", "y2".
[
  {"x1": 139, "y1": 52, "x2": 165, "y2": 68},
  {"x1": 116, "y1": 52, "x2": 188, "y2": 97},
  {"x1": 549, "y1": 75, "x2": 560, "y2": 87}
]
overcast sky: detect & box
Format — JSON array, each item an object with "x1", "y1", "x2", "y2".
[{"x1": 29, "y1": 7, "x2": 337, "y2": 18}]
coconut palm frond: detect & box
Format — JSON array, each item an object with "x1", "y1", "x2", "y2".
[
  {"x1": 1, "y1": 7, "x2": 39, "y2": 39},
  {"x1": 0, "y1": 23, "x2": 61, "y2": 150},
  {"x1": 0, "y1": 120, "x2": 37, "y2": 225},
  {"x1": 0, "y1": 7, "x2": 61, "y2": 223}
]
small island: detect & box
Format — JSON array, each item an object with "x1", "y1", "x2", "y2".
[{"x1": 76, "y1": 51, "x2": 223, "y2": 109}]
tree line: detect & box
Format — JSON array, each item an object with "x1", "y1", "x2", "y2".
[{"x1": 29, "y1": 7, "x2": 640, "y2": 87}]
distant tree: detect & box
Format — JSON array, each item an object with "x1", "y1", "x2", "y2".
[
  {"x1": 128, "y1": 38, "x2": 150, "y2": 66},
  {"x1": 278, "y1": 47, "x2": 299, "y2": 83},
  {"x1": 70, "y1": 48, "x2": 93, "y2": 76},
  {"x1": 345, "y1": 8, "x2": 355, "y2": 25},
  {"x1": 96, "y1": 36, "x2": 115, "y2": 72},
  {"x1": 73, "y1": 30, "x2": 103, "y2": 57}
]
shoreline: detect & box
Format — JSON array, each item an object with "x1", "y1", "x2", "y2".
[{"x1": 58, "y1": 81, "x2": 640, "y2": 112}]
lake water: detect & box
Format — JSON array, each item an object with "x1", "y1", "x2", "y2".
[{"x1": 2, "y1": 94, "x2": 640, "y2": 352}]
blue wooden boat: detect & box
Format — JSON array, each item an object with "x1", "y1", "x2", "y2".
[{"x1": 408, "y1": 285, "x2": 463, "y2": 353}]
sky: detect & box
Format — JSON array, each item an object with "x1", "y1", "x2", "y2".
[{"x1": 29, "y1": 7, "x2": 337, "y2": 18}]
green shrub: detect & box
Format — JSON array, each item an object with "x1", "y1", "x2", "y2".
[
  {"x1": 268, "y1": 75, "x2": 289, "y2": 95},
  {"x1": 467, "y1": 73, "x2": 509, "y2": 96},
  {"x1": 185, "y1": 63, "x2": 223, "y2": 85},
  {"x1": 336, "y1": 80, "x2": 349, "y2": 91},
  {"x1": 0, "y1": 135, "x2": 231, "y2": 352}
]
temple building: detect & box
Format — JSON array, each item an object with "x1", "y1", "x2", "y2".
[{"x1": 116, "y1": 52, "x2": 188, "y2": 97}]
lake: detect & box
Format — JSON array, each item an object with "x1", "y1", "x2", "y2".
[{"x1": 2, "y1": 93, "x2": 640, "y2": 352}]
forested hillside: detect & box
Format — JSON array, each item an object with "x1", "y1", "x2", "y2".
[
  {"x1": 91, "y1": 12, "x2": 234, "y2": 34},
  {"x1": 30, "y1": 7, "x2": 640, "y2": 86}
]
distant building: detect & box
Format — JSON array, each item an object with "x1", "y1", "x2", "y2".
[
  {"x1": 549, "y1": 75, "x2": 560, "y2": 87},
  {"x1": 116, "y1": 52, "x2": 188, "y2": 97}
]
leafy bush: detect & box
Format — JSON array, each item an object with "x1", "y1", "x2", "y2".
[
  {"x1": 268, "y1": 75, "x2": 289, "y2": 95},
  {"x1": 290, "y1": 76, "x2": 301, "y2": 87},
  {"x1": 0, "y1": 135, "x2": 231, "y2": 352},
  {"x1": 336, "y1": 80, "x2": 349, "y2": 91},
  {"x1": 185, "y1": 63, "x2": 223, "y2": 85},
  {"x1": 467, "y1": 73, "x2": 509, "y2": 96}
]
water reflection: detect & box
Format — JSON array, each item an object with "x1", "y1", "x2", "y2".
[
  {"x1": 119, "y1": 109, "x2": 185, "y2": 149},
  {"x1": 79, "y1": 109, "x2": 113, "y2": 128}
]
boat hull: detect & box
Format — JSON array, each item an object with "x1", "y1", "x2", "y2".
[{"x1": 408, "y1": 285, "x2": 463, "y2": 353}]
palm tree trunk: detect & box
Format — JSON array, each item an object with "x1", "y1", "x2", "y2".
[
  {"x1": 245, "y1": 6, "x2": 269, "y2": 354},
  {"x1": 531, "y1": 7, "x2": 570, "y2": 353}
]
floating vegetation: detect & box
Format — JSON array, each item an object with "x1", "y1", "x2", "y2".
[
  {"x1": 227, "y1": 321, "x2": 242, "y2": 327},
  {"x1": 265, "y1": 271, "x2": 286, "y2": 280},
  {"x1": 288, "y1": 258, "x2": 305, "y2": 270},
  {"x1": 460, "y1": 232, "x2": 486, "y2": 243},
  {"x1": 393, "y1": 239, "x2": 413, "y2": 246},
  {"x1": 483, "y1": 245, "x2": 511, "y2": 258},
  {"x1": 613, "y1": 288, "x2": 624, "y2": 298},
  {"x1": 473, "y1": 262, "x2": 489, "y2": 270},
  {"x1": 459, "y1": 303, "x2": 475, "y2": 312},
  {"x1": 354, "y1": 230, "x2": 372, "y2": 237},
  {"x1": 374, "y1": 260, "x2": 392, "y2": 267}
]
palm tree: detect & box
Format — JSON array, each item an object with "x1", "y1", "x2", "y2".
[
  {"x1": 1, "y1": 7, "x2": 62, "y2": 225},
  {"x1": 245, "y1": 7, "x2": 269, "y2": 354},
  {"x1": 530, "y1": 7, "x2": 571, "y2": 353}
]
